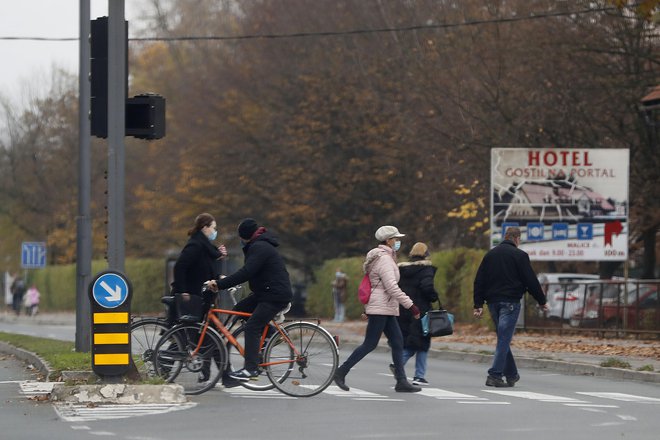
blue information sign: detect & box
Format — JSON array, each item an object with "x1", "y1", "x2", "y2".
[
  {"x1": 577, "y1": 223, "x2": 593, "y2": 240},
  {"x1": 21, "y1": 242, "x2": 47, "y2": 269},
  {"x1": 92, "y1": 272, "x2": 129, "y2": 309},
  {"x1": 552, "y1": 223, "x2": 569, "y2": 240},
  {"x1": 526, "y1": 223, "x2": 544, "y2": 241}
]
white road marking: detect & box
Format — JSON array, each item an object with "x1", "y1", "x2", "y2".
[
  {"x1": 564, "y1": 404, "x2": 619, "y2": 408},
  {"x1": 458, "y1": 401, "x2": 510, "y2": 405},
  {"x1": 591, "y1": 422, "x2": 625, "y2": 427},
  {"x1": 418, "y1": 388, "x2": 486, "y2": 400},
  {"x1": 616, "y1": 414, "x2": 637, "y2": 421},
  {"x1": 577, "y1": 407, "x2": 607, "y2": 413},
  {"x1": 222, "y1": 388, "x2": 296, "y2": 399},
  {"x1": 70, "y1": 425, "x2": 91, "y2": 430},
  {"x1": 577, "y1": 392, "x2": 660, "y2": 403},
  {"x1": 54, "y1": 402, "x2": 198, "y2": 422},
  {"x1": 323, "y1": 385, "x2": 389, "y2": 399},
  {"x1": 89, "y1": 432, "x2": 116, "y2": 437},
  {"x1": 19, "y1": 381, "x2": 63, "y2": 396},
  {"x1": 483, "y1": 390, "x2": 587, "y2": 403}
]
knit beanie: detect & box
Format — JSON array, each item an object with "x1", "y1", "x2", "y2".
[{"x1": 238, "y1": 218, "x2": 259, "y2": 240}]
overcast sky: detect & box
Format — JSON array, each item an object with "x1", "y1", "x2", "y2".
[{"x1": 0, "y1": 1, "x2": 140, "y2": 103}]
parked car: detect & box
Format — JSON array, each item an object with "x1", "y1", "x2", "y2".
[
  {"x1": 537, "y1": 273, "x2": 599, "y2": 321},
  {"x1": 570, "y1": 283, "x2": 659, "y2": 330}
]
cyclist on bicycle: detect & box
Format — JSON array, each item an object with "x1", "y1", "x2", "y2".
[{"x1": 208, "y1": 218, "x2": 293, "y2": 381}]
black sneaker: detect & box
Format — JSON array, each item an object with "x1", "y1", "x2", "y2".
[
  {"x1": 395, "y1": 379, "x2": 421, "y2": 393},
  {"x1": 222, "y1": 375, "x2": 242, "y2": 389},
  {"x1": 506, "y1": 374, "x2": 520, "y2": 387},
  {"x1": 485, "y1": 375, "x2": 508, "y2": 387},
  {"x1": 333, "y1": 371, "x2": 349, "y2": 391},
  {"x1": 412, "y1": 377, "x2": 429, "y2": 386},
  {"x1": 388, "y1": 363, "x2": 395, "y2": 375},
  {"x1": 228, "y1": 368, "x2": 259, "y2": 382}
]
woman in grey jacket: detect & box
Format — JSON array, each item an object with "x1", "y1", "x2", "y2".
[{"x1": 333, "y1": 226, "x2": 422, "y2": 393}]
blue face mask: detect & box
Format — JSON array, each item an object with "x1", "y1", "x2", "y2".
[
  {"x1": 393, "y1": 241, "x2": 401, "y2": 252},
  {"x1": 208, "y1": 230, "x2": 217, "y2": 241}
]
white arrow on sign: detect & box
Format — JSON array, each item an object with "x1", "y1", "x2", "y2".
[{"x1": 100, "y1": 280, "x2": 123, "y2": 302}]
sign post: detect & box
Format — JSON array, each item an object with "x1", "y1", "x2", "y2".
[{"x1": 88, "y1": 270, "x2": 132, "y2": 377}]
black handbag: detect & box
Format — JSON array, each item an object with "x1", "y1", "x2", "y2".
[{"x1": 422, "y1": 309, "x2": 454, "y2": 337}]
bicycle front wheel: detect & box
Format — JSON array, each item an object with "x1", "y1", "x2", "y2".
[
  {"x1": 154, "y1": 324, "x2": 227, "y2": 395},
  {"x1": 264, "y1": 322, "x2": 338, "y2": 397},
  {"x1": 130, "y1": 318, "x2": 170, "y2": 378}
]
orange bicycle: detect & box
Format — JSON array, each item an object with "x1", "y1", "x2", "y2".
[{"x1": 153, "y1": 288, "x2": 338, "y2": 397}]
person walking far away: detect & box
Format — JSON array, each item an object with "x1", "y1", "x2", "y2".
[
  {"x1": 397, "y1": 242, "x2": 440, "y2": 386},
  {"x1": 332, "y1": 268, "x2": 348, "y2": 322},
  {"x1": 24, "y1": 283, "x2": 41, "y2": 316},
  {"x1": 473, "y1": 226, "x2": 548, "y2": 387},
  {"x1": 333, "y1": 225, "x2": 422, "y2": 393},
  {"x1": 10, "y1": 275, "x2": 26, "y2": 316},
  {"x1": 208, "y1": 218, "x2": 293, "y2": 382}
]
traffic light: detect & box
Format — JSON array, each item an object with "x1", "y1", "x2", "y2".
[
  {"x1": 90, "y1": 17, "x2": 165, "y2": 140},
  {"x1": 126, "y1": 94, "x2": 166, "y2": 140},
  {"x1": 90, "y1": 17, "x2": 129, "y2": 139},
  {"x1": 90, "y1": 17, "x2": 109, "y2": 138}
]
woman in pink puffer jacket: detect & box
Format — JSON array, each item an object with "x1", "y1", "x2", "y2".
[{"x1": 333, "y1": 226, "x2": 422, "y2": 393}]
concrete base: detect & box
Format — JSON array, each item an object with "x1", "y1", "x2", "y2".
[{"x1": 50, "y1": 383, "x2": 187, "y2": 404}]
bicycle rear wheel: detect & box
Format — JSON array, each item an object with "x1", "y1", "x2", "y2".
[
  {"x1": 227, "y1": 324, "x2": 279, "y2": 391},
  {"x1": 130, "y1": 318, "x2": 170, "y2": 378},
  {"x1": 264, "y1": 322, "x2": 338, "y2": 397},
  {"x1": 154, "y1": 324, "x2": 227, "y2": 395}
]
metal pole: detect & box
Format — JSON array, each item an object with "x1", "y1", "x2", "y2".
[
  {"x1": 107, "y1": 0, "x2": 126, "y2": 272},
  {"x1": 75, "y1": 0, "x2": 92, "y2": 352}
]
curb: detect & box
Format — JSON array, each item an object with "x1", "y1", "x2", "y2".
[
  {"x1": 339, "y1": 341, "x2": 660, "y2": 384},
  {"x1": 0, "y1": 341, "x2": 53, "y2": 381},
  {"x1": 0, "y1": 341, "x2": 187, "y2": 404}
]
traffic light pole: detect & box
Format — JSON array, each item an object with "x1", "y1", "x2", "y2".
[
  {"x1": 76, "y1": 0, "x2": 92, "y2": 352},
  {"x1": 107, "y1": 0, "x2": 126, "y2": 272}
]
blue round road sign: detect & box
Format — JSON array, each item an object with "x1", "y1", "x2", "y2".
[{"x1": 92, "y1": 272, "x2": 129, "y2": 309}]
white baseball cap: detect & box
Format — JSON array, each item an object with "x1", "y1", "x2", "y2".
[{"x1": 375, "y1": 225, "x2": 405, "y2": 242}]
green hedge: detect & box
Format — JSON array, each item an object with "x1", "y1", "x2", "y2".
[
  {"x1": 26, "y1": 248, "x2": 487, "y2": 320},
  {"x1": 305, "y1": 248, "x2": 486, "y2": 322},
  {"x1": 27, "y1": 258, "x2": 165, "y2": 314}
]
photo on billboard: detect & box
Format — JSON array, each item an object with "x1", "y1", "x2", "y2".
[{"x1": 491, "y1": 148, "x2": 629, "y2": 261}]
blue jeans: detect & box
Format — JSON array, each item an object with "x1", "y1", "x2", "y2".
[
  {"x1": 337, "y1": 315, "x2": 407, "y2": 381},
  {"x1": 487, "y1": 302, "x2": 520, "y2": 379},
  {"x1": 403, "y1": 348, "x2": 428, "y2": 379}
]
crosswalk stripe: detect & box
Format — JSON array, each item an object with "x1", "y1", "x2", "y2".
[
  {"x1": 418, "y1": 388, "x2": 485, "y2": 400},
  {"x1": 222, "y1": 388, "x2": 296, "y2": 399},
  {"x1": 576, "y1": 392, "x2": 660, "y2": 403},
  {"x1": 483, "y1": 390, "x2": 587, "y2": 403},
  {"x1": 19, "y1": 381, "x2": 63, "y2": 396},
  {"x1": 54, "y1": 402, "x2": 198, "y2": 422},
  {"x1": 322, "y1": 385, "x2": 389, "y2": 399}
]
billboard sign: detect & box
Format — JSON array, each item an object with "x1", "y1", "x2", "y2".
[{"x1": 491, "y1": 148, "x2": 629, "y2": 261}]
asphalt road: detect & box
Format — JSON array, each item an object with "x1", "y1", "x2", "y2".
[{"x1": 1, "y1": 344, "x2": 659, "y2": 440}]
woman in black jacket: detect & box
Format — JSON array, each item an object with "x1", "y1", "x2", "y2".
[
  {"x1": 171, "y1": 213, "x2": 226, "y2": 320},
  {"x1": 396, "y1": 242, "x2": 440, "y2": 386}
]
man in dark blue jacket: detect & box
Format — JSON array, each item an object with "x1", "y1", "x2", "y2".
[
  {"x1": 209, "y1": 218, "x2": 293, "y2": 381},
  {"x1": 473, "y1": 226, "x2": 548, "y2": 387}
]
